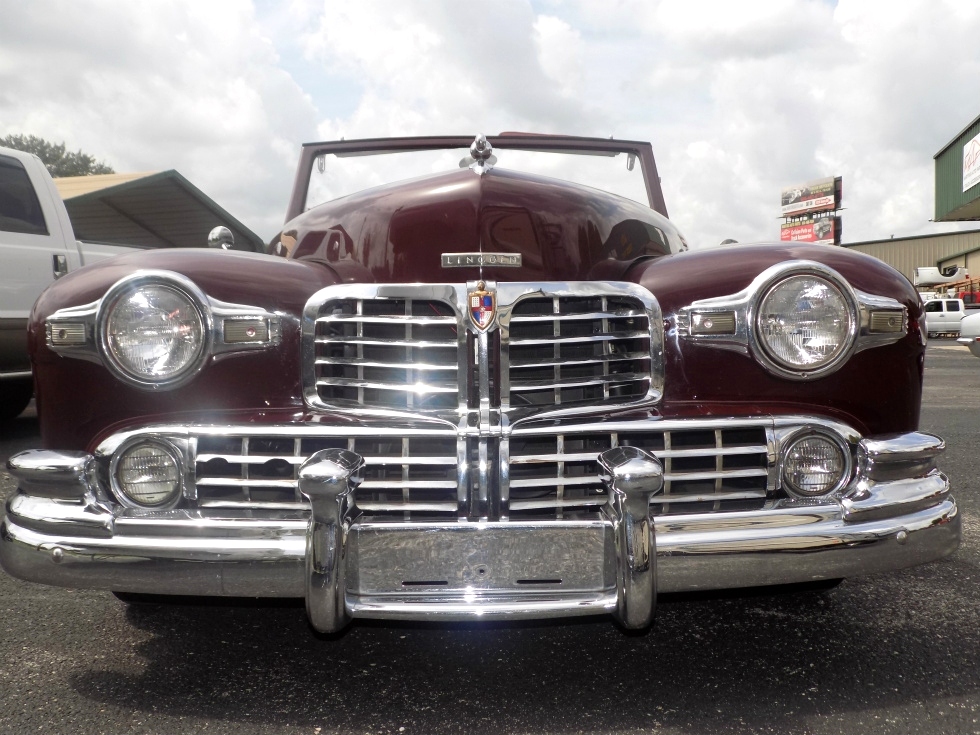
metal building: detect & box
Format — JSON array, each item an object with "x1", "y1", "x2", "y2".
[
  {"x1": 844, "y1": 229, "x2": 980, "y2": 284},
  {"x1": 935, "y1": 112, "x2": 980, "y2": 221},
  {"x1": 53, "y1": 171, "x2": 264, "y2": 252},
  {"x1": 843, "y1": 114, "x2": 980, "y2": 289}
]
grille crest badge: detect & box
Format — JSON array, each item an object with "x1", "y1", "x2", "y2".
[{"x1": 469, "y1": 281, "x2": 496, "y2": 331}]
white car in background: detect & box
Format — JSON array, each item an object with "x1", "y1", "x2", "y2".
[
  {"x1": 923, "y1": 297, "x2": 966, "y2": 337},
  {"x1": 957, "y1": 310, "x2": 980, "y2": 356}
]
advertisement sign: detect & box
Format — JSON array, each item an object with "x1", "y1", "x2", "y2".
[
  {"x1": 780, "y1": 176, "x2": 841, "y2": 217},
  {"x1": 964, "y1": 131, "x2": 980, "y2": 192},
  {"x1": 780, "y1": 215, "x2": 837, "y2": 245}
]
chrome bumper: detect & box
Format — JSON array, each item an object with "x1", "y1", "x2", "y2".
[{"x1": 0, "y1": 432, "x2": 961, "y2": 632}]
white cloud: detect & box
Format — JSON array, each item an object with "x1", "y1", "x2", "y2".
[
  {"x1": 0, "y1": 0, "x2": 318, "y2": 241},
  {"x1": 301, "y1": 0, "x2": 603, "y2": 139},
  {"x1": 2, "y1": 0, "x2": 979, "y2": 249},
  {"x1": 533, "y1": 15, "x2": 584, "y2": 98}
]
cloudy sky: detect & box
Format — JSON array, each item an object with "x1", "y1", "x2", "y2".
[{"x1": 2, "y1": 0, "x2": 979, "y2": 249}]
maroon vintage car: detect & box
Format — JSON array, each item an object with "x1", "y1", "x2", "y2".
[{"x1": 0, "y1": 134, "x2": 959, "y2": 633}]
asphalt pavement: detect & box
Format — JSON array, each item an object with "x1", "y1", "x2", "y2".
[{"x1": 1, "y1": 341, "x2": 978, "y2": 735}]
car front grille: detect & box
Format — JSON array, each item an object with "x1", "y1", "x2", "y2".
[
  {"x1": 187, "y1": 420, "x2": 774, "y2": 519},
  {"x1": 303, "y1": 282, "x2": 663, "y2": 419},
  {"x1": 311, "y1": 295, "x2": 463, "y2": 412},
  {"x1": 505, "y1": 295, "x2": 654, "y2": 411},
  {"x1": 508, "y1": 424, "x2": 772, "y2": 518}
]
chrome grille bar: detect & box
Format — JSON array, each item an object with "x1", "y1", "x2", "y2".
[
  {"x1": 314, "y1": 336, "x2": 457, "y2": 348},
  {"x1": 509, "y1": 372, "x2": 651, "y2": 391},
  {"x1": 509, "y1": 352, "x2": 650, "y2": 368},
  {"x1": 314, "y1": 358, "x2": 457, "y2": 369},
  {"x1": 316, "y1": 314, "x2": 456, "y2": 325},
  {"x1": 314, "y1": 378, "x2": 458, "y2": 393},
  {"x1": 508, "y1": 331, "x2": 651, "y2": 346},
  {"x1": 508, "y1": 308, "x2": 648, "y2": 322}
]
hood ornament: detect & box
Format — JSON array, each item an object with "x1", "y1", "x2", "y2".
[
  {"x1": 460, "y1": 134, "x2": 497, "y2": 175},
  {"x1": 468, "y1": 281, "x2": 497, "y2": 331}
]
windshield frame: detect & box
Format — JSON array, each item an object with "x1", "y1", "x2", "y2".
[{"x1": 285, "y1": 134, "x2": 668, "y2": 224}]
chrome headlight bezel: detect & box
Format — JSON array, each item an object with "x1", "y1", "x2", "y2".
[
  {"x1": 96, "y1": 272, "x2": 213, "y2": 389},
  {"x1": 779, "y1": 428, "x2": 853, "y2": 498},
  {"x1": 676, "y1": 261, "x2": 896, "y2": 382},
  {"x1": 109, "y1": 437, "x2": 185, "y2": 509},
  {"x1": 750, "y1": 270, "x2": 859, "y2": 380}
]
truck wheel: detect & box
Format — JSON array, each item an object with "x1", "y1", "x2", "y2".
[{"x1": 0, "y1": 380, "x2": 32, "y2": 421}]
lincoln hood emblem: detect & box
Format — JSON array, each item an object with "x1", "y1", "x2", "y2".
[{"x1": 469, "y1": 282, "x2": 496, "y2": 331}]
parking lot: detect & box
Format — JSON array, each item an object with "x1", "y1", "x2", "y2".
[{"x1": 0, "y1": 340, "x2": 977, "y2": 735}]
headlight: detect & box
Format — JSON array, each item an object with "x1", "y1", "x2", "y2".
[
  {"x1": 98, "y1": 275, "x2": 209, "y2": 387},
  {"x1": 112, "y1": 440, "x2": 182, "y2": 508},
  {"x1": 755, "y1": 274, "x2": 855, "y2": 376},
  {"x1": 782, "y1": 433, "x2": 849, "y2": 497}
]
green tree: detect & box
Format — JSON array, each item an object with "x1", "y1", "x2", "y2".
[{"x1": 0, "y1": 133, "x2": 114, "y2": 177}]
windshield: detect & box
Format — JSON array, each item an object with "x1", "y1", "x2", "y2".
[{"x1": 305, "y1": 145, "x2": 652, "y2": 213}]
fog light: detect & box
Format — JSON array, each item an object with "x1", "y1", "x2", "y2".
[
  {"x1": 783, "y1": 434, "x2": 848, "y2": 497},
  {"x1": 113, "y1": 441, "x2": 182, "y2": 507}
]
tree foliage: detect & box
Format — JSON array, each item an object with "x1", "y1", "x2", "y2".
[{"x1": 0, "y1": 134, "x2": 114, "y2": 177}]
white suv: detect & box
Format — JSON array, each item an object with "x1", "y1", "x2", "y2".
[{"x1": 923, "y1": 297, "x2": 965, "y2": 337}]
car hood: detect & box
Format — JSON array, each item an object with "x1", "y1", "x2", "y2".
[{"x1": 278, "y1": 166, "x2": 685, "y2": 283}]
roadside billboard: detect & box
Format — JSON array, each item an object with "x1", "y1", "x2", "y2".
[
  {"x1": 780, "y1": 176, "x2": 842, "y2": 217},
  {"x1": 780, "y1": 215, "x2": 839, "y2": 245}
]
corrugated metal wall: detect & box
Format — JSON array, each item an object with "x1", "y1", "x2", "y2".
[
  {"x1": 935, "y1": 115, "x2": 980, "y2": 220},
  {"x1": 845, "y1": 230, "x2": 980, "y2": 282}
]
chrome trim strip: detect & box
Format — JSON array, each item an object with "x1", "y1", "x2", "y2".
[
  {"x1": 0, "y1": 370, "x2": 33, "y2": 380},
  {"x1": 841, "y1": 471, "x2": 949, "y2": 523}
]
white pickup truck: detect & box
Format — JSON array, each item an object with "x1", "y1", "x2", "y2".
[
  {"x1": 0, "y1": 146, "x2": 135, "y2": 419},
  {"x1": 922, "y1": 296, "x2": 966, "y2": 338}
]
